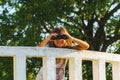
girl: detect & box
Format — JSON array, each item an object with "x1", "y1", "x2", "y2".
[{"x1": 36, "y1": 27, "x2": 89, "y2": 80}]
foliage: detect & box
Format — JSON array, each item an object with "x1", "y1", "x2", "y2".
[
  {"x1": 0, "y1": 0, "x2": 120, "y2": 80},
  {"x1": 0, "y1": 57, "x2": 13, "y2": 80},
  {"x1": 26, "y1": 57, "x2": 42, "y2": 80}
]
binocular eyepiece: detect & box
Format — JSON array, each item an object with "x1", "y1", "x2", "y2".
[{"x1": 51, "y1": 34, "x2": 69, "y2": 40}]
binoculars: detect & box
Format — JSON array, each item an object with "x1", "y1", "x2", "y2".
[{"x1": 51, "y1": 34, "x2": 69, "y2": 40}]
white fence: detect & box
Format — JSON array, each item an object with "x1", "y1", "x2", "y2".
[{"x1": 0, "y1": 46, "x2": 120, "y2": 80}]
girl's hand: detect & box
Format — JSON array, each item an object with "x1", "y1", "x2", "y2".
[
  {"x1": 48, "y1": 33, "x2": 57, "y2": 41},
  {"x1": 63, "y1": 31, "x2": 73, "y2": 40},
  {"x1": 39, "y1": 33, "x2": 57, "y2": 47}
]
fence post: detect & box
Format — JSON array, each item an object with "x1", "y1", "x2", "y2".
[
  {"x1": 74, "y1": 57, "x2": 82, "y2": 80},
  {"x1": 14, "y1": 54, "x2": 26, "y2": 80},
  {"x1": 112, "y1": 62, "x2": 120, "y2": 80},
  {"x1": 43, "y1": 56, "x2": 56, "y2": 80},
  {"x1": 69, "y1": 58, "x2": 74, "y2": 80},
  {"x1": 92, "y1": 59, "x2": 106, "y2": 80}
]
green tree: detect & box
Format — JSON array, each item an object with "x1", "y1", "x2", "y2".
[{"x1": 0, "y1": 0, "x2": 120, "y2": 80}]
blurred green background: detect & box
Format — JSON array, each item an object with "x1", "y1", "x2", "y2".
[{"x1": 0, "y1": 0, "x2": 120, "y2": 80}]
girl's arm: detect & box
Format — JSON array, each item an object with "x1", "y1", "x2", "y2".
[
  {"x1": 38, "y1": 33, "x2": 57, "y2": 47},
  {"x1": 38, "y1": 36, "x2": 51, "y2": 47},
  {"x1": 70, "y1": 37, "x2": 89, "y2": 50},
  {"x1": 64, "y1": 31, "x2": 89, "y2": 50}
]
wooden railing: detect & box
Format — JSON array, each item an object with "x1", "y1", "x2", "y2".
[{"x1": 0, "y1": 46, "x2": 120, "y2": 80}]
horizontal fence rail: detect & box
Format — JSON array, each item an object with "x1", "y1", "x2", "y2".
[{"x1": 0, "y1": 46, "x2": 120, "y2": 80}]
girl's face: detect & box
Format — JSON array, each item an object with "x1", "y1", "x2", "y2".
[{"x1": 53, "y1": 39, "x2": 67, "y2": 47}]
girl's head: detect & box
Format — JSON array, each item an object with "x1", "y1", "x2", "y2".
[
  {"x1": 51, "y1": 27, "x2": 67, "y2": 34},
  {"x1": 49, "y1": 27, "x2": 72, "y2": 48}
]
